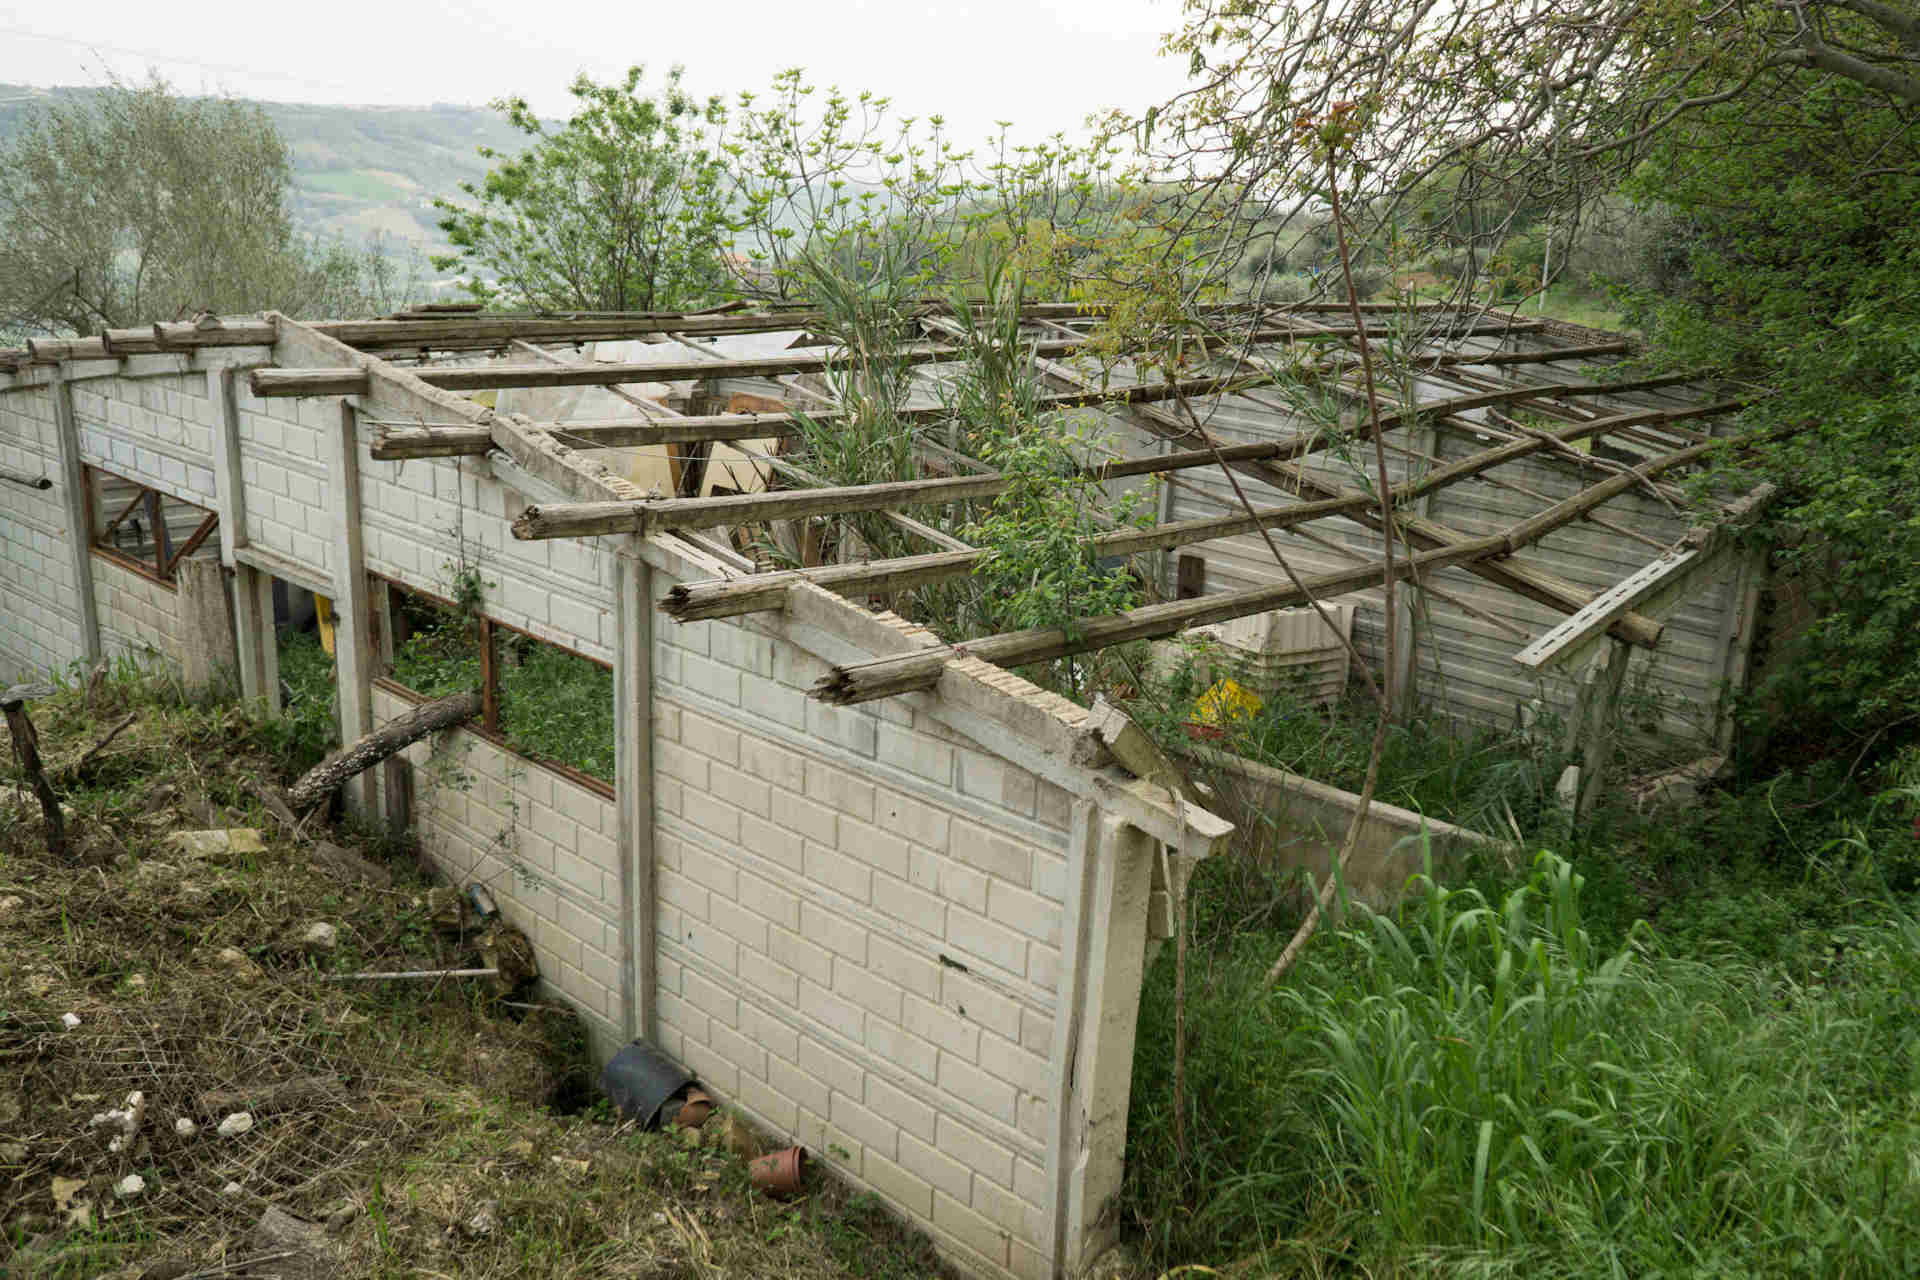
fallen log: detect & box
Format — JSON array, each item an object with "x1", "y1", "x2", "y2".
[{"x1": 287, "y1": 691, "x2": 480, "y2": 810}]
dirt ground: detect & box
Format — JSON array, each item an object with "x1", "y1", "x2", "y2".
[{"x1": 1, "y1": 664, "x2": 951, "y2": 1279}]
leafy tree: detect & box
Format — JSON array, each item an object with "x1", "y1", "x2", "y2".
[
  {"x1": 1613, "y1": 76, "x2": 1919, "y2": 752},
  {"x1": 0, "y1": 74, "x2": 398, "y2": 337},
  {"x1": 434, "y1": 67, "x2": 732, "y2": 312},
  {"x1": 1129, "y1": 0, "x2": 1920, "y2": 750}
]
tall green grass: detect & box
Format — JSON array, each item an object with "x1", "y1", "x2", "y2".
[{"x1": 1127, "y1": 849, "x2": 1920, "y2": 1276}]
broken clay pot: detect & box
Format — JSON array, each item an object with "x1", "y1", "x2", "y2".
[{"x1": 748, "y1": 1145, "x2": 806, "y2": 1199}]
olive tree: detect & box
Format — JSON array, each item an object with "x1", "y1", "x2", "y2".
[{"x1": 0, "y1": 74, "x2": 396, "y2": 337}]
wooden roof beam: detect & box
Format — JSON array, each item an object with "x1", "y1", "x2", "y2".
[{"x1": 657, "y1": 397, "x2": 1747, "y2": 622}]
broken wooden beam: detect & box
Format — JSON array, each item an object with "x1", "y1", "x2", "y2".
[
  {"x1": 813, "y1": 538, "x2": 1509, "y2": 705},
  {"x1": 2, "y1": 682, "x2": 65, "y2": 858},
  {"x1": 369, "y1": 372, "x2": 1284, "y2": 460}
]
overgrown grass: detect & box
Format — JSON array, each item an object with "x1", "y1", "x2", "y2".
[
  {"x1": 387, "y1": 598, "x2": 617, "y2": 783},
  {"x1": 1, "y1": 661, "x2": 950, "y2": 1279},
  {"x1": 1125, "y1": 794, "x2": 1920, "y2": 1276},
  {"x1": 1129, "y1": 652, "x2": 1565, "y2": 841}
]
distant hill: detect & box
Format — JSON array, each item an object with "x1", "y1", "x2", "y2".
[{"x1": 0, "y1": 85, "x2": 527, "y2": 257}]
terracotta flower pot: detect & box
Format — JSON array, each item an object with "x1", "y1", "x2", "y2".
[
  {"x1": 747, "y1": 1145, "x2": 806, "y2": 1198},
  {"x1": 673, "y1": 1087, "x2": 715, "y2": 1130}
]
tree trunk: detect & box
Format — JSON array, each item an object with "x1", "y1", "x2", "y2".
[{"x1": 287, "y1": 691, "x2": 480, "y2": 810}]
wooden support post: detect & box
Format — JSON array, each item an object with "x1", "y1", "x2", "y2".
[
  {"x1": 1575, "y1": 639, "x2": 1634, "y2": 819},
  {"x1": 1059, "y1": 813, "x2": 1156, "y2": 1273},
  {"x1": 1393, "y1": 410, "x2": 1440, "y2": 721},
  {"x1": 326, "y1": 402, "x2": 376, "y2": 818},
  {"x1": 48, "y1": 368, "x2": 101, "y2": 665},
  {"x1": 613, "y1": 541, "x2": 656, "y2": 1043},
  {"x1": 2, "y1": 683, "x2": 64, "y2": 859}
]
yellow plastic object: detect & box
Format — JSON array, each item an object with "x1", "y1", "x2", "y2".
[
  {"x1": 1193, "y1": 677, "x2": 1263, "y2": 726},
  {"x1": 315, "y1": 594, "x2": 336, "y2": 657}
]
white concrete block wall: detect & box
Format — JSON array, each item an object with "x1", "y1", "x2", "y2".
[
  {"x1": 652, "y1": 587, "x2": 1075, "y2": 1280},
  {"x1": 373, "y1": 683, "x2": 627, "y2": 1059},
  {"x1": 68, "y1": 370, "x2": 222, "y2": 510},
  {"x1": 0, "y1": 379, "x2": 83, "y2": 682},
  {"x1": 229, "y1": 378, "x2": 333, "y2": 572},
  {"x1": 91, "y1": 554, "x2": 185, "y2": 667},
  {"x1": 358, "y1": 450, "x2": 616, "y2": 663}
]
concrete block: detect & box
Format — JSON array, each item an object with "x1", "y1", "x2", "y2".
[
  {"x1": 738, "y1": 946, "x2": 801, "y2": 1006},
  {"x1": 680, "y1": 787, "x2": 741, "y2": 843},
  {"x1": 772, "y1": 789, "x2": 838, "y2": 846},
  {"x1": 736, "y1": 1071, "x2": 800, "y2": 1136},
  {"x1": 707, "y1": 894, "x2": 771, "y2": 953},
  {"x1": 680, "y1": 709, "x2": 742, "y2": 767},
  {"x1": 739, "y1": 672, "x2": 808, "y2": 729},
  {"x1": 799, "y1": 1035, "x2": 866, "y2": 1101},
  {"x1": 988, "y1": 879, "x2": 1062, "y2": 948},
  {"x1": 948, "y1": 817, "x2": 1033, "y2": 887},
  {"x1": 799, "y1": 978, "x2": 865, "y2": 1041},
  {"x1": 739, "y1": 813, "x2": 805, "y2": 874},
  {"x1": 805, "y1": 761, "x2": 876, "y2": 824},
  {"x1": 873, "y1": 873, "x2": 947, "y2": 936},
  {"x1": 708, "y1": 762, "x2": 771, "y2": 819},
  {"x1": 865, "y1": 1073, "x2": 938, "y2": 1145},
  {"x1": 771, "y1": 925, "x2": 837, "y2": 985},
  {"x1": 865, "y1": 1016, "x2": 938, "y2": 1082},
  {"x1": 866, "y1": 934, "x2": 942, "y2": 1002},
  {"x1": 739, "y1": 998, "x2": 801, "y2": 1064},
  {"x1": 685, "y1": 923, "x2": 739, "y2": 974},
  {"x1": 876, "y1": 789, "x2": 951, "y2": 852},
  {"x1": 739, "y1": 736, "x2": 807, "y2": 792},
  {"x1": 737, "y1": 869, "x2": 802, "y2": 932},
  {"x1": 864, "y1": 1150, "x2": 935, "y2": 1220},
  {"x1": 933, "y1": 1190, "x2": 1011, "y2": 1270},
  {"x1": 938, "y1": 1115, "x2": 1016, "y2": 1189},
  {"x1": 977, "y1": 1030, "x2": 1049, "y2": 1097},
  {"x1": 940, "y1": 971, "x2": 1023, "y2": 1044},
  {"x1": 683, "y1": 968, "x2": 740, "y2": 1028},
  {"x1": 837, "y1": 816, "x2": 911, "y2": 880},
  {"x1": 805, "y1": 699, "x2": 878, "y2": 757},
  {"x1": 902, "y1": 993, "x2": 981, "y2": 1061},
  {"x1": 877, "y1": 721, "x2": 955, "y2": 785},
  {"x1": 708, "y1": 1019, "x2": 768, "y2": 1081},
  {"x1": 899, "y1": 1130, "x2": 973, "y2": 1204},
  {"x1": 910, "y1": 848, "x2": 988, "y2": 915},
  {"x1": 946, "y1": 907, "x2": 1030, "y2": 980},
  {"x1": 938, "y1": 1054, "x2": 1017, "y2": 1126},
  {"x1": 830, "y1": 1092, "x2": 901, "y2": 1161},
  {"x1": 803, "y1": 842, "x2": 872, "y2": 904},
  {"x1": 770, "y1": 1053, "x2": 834, "y2": 1119},
  {"x1": 833, "y1": 962, "x2": 904, "y2": 1023},
  {"x1": 973, "y1": 1177, "x2": 1039, "y2": 1246}
]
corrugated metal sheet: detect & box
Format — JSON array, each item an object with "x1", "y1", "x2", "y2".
[{"x1": 1086, "y1": 345, "x2": 1749, "y2": 750}]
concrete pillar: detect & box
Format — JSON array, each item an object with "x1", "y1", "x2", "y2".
[
  {"x1": 1056, "y1": 811, "x2": 1155, "y2": 1274},
  {"x1": 208, "y1": 366, "x2": 274, "y2": 706},
  {"x1": 613, "y1": 539, "x2": 656, "y2": 1042},
  {"x1": 1574, "y1": 638, "x2": 1633, "y2": 819},
  {"x1": 325, "y1": 401, "x2": 375, "y2": 818},
  {"x1": 176, "y1": 557, "x2": 238, "y2": 699},
  {"x1": 48, "y1": 368, "x2": 101, "y2": 666}
]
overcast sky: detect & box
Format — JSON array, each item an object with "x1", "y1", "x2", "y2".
[{"x1": 0, "y1": 1, "x2": 1191, "y2": 143}]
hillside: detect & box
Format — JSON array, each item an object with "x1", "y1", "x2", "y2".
[{"x1": 0, "y1": 85, "x2": 527, "y2": 255}]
